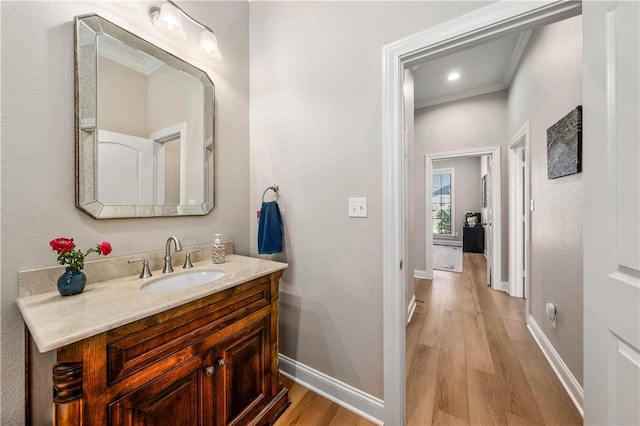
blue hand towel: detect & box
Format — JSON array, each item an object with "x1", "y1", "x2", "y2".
[{"x1": 258, "y1": 201, "x2": 283, "y2": 254}]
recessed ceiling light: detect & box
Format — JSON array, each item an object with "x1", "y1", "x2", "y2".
[{"x1": 448, "y1": 72, "x2": 461, "y2": 81}]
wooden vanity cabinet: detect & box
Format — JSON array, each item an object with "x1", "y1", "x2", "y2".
[
  {"x1": 27, "y1": 271, "x2": 289, "y2": 426},
  {"x1": 108, "y1": 350, "x2": 215, "y2": 425}
]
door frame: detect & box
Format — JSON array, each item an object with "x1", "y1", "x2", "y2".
[
  {"x1": 508, "y1": 121, "x2": 531, "y2": 305},
  {"x1": 425, "y1": 147, "x2": 502, "y2": 290},
  {"x1": 381, "y1": 2, "x2": 582, "y2": 424},
  {"x1": 150, "y1": 122, "x2": 187, "y2": 205}
]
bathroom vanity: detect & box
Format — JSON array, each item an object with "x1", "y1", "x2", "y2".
[{"x1": 18, "y1": 255, "x2": 289, "y2": 425}]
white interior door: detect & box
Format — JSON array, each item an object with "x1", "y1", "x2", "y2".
[
  {"x1": 98, "y1": 130, "x2": 154, "y2": 205},
  {"x1": 583, "y1": 1, "x2": 640, "y2": 424},
  {"x1": 485, "y1": 157, "x2": 493, "y2": 286}
]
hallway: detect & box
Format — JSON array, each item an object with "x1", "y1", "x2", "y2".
[{"x1": 407, "y1": 253, "x2": 582, "y2": 425}]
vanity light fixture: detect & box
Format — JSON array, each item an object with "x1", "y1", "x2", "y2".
[
  {"x1": 149, "y1": 1, "x2": 186, "y2": 40},
  {"x1": 149, "y1": 0, "x2": 222, "y2": 62},
  {"x1": 447, "y1": 72, "x2": 461, "y2": 81}
]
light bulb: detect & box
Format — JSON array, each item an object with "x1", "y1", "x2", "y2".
[
  {"x1": 152, "y1": 3, "x2": 186, "y2": 41},
  {"x1": 199, "y1": 30, "x2": 222, "y2": 61},
  {"x1": 447, "y1": 72, "x2": 461, "y2": 81}
]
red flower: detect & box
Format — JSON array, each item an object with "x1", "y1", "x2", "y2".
[
  {"x1": 99, "y1": 241, "x2": 112, "y2": 256},
  {"x1": 49, "y1": 237, "x2": 113, "y2": 270},
  {"x1": 50, "y1": 238, "x2": 75, "y2": 254}
]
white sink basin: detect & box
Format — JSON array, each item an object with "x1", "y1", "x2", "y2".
[{"x1": 141, "y1": 269, "x2": 225, "y2": 292}]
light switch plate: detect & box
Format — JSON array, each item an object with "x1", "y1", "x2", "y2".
[{"x1": 349, "y1": 197, "x2": 368, "y2": 218}]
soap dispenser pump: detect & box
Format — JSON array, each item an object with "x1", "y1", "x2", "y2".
[{"x1": 212, "y1": 234, "x2": 225, "y2": 264}]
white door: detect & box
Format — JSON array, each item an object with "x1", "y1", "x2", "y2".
[
  {"x1": 583, "y1": 2, "x2": 640, "y2": 424},
  {"x1": 485, "y1": 157, "x2": 493, "y2": 286},
  {"x1": 98, "y1": 130, "x2": 154, "y2": 205}
]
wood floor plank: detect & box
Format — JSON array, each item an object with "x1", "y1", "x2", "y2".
[
  {"x1": 502, "y1": 316, "x2": 534, "y2": 343},
  {"x1": 513, "y1": 340, "x2": 583, "y2": 426},
  {"x1": 426, "y1": 278, "x2": 448, "y2": 307},
  {"x1": 279, "y1": 376, "x2": 308, "y2": 416},
  {"x1": 433, "y1": 308, "x2": 469, "y2": 423},
  {"x1": 459, "y1": 272, "x2": 481, "y2": 312},
  {"x1": 329, "y1": 406, "x2": 377, "y2": 425},
  {"x1": 473, "y1": 275, "x2": 503, "y2": 316},
  {"x1": 419, "y1": 300, "x2": 445, "y2": 349},
  {"x1": 505, "y1": 411, "x2": 544, "y2": 426},
  {"x1": 467, "y1": 366, "x2": 509, "y2": 425},
  {"x1": 275, "y1": 377, "x2": 376, "y2": 426},
  {"x1": 432, "y1": 410, "x2": 469, "y2": 425},
  {"x1": 406, "y1": 344, "x2": 440, "y2": 426},
  {"x1": 482, "y1": 313, "x2": 546, "y2": 425},
  {"x1": 414, "y1": 278, "x2": 445, "y2": 349},
  {"x1": 415, "y1": 278, "x2": 433, "y2": 304},
  {"x1": 444, "y1": 279, "x2": 462, "y2": 311},
  {"x1": 487, "y1": 286, "x2": 523, "y2": 320},
  {"x1": 407, "y1": 305, "x2": 426, "y2": 374},
  {"x1": 462, "y1": 308, "x2": 495, "y2": 374}
]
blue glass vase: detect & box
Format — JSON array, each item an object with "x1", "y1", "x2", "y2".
[{"x1": 57, "y1": 267, "x2": 87, "y2": 296}]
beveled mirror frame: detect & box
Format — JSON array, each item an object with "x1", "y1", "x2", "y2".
[{"x1": 75, "y1": 14, "x2": 215, "y2": 219}]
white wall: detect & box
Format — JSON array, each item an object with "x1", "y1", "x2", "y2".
[
  {"x1": 432, "y1": 157, "x2": 483, "y2": 243},
  {"x1": 250, "y1": 1, "x2": 490, "y2": 399},
  {"x1": 413, "y1": 91, "x2": 508, "y2": 273},
  {"x1": 507, "y1": 16, "x2": 583, "y2": 385},
  {"x1": 0, "y1": 1, "x2": 249, "y2": 422}
]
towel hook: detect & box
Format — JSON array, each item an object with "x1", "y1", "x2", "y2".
[{"x1": 262, "y1": 185, "x2": 279, "y2": 203}]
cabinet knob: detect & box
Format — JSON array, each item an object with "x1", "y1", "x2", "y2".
[
  {"x1": 204, "y1": 366, "x2": 215, "y2": 376},
  {"x1": 216, "y1": 358, "x2": 226, "y2": 367}
]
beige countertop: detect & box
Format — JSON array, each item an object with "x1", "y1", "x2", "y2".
[{"x1": 17, "y1": 255, "x2": 287, "y2": 353}]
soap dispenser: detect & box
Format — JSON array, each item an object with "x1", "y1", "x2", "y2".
[{"x1": 212, "y1": 234, "x2": 225, "y2": 264}]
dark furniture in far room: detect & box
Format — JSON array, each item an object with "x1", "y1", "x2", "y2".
[{"x1": 463, "y1": 225, "x2": 485, "y2": 253}]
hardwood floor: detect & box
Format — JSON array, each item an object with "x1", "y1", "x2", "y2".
[
  {"x1": 275, "y1": 376, "x2": 375, "y2": 425},
  {"x1": 407, "y1": 252, "x2": 582, "y2": 426},
  {"x1": 276, "y1": 252, "x2": 582, "y2": 425}
]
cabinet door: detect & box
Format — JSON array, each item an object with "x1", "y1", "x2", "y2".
[
  {"x1": 215, "y1": 317, "x2": 270, "y2": 426},
  {"x1": 109, "y1": 352, "x2": 215, "y2": 426}
]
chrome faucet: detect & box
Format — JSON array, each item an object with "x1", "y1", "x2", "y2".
[{"x1": 163, "y1": 236, "x2": 183, "y2": 273}]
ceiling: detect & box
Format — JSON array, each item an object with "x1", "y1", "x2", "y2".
[{"x1": 413, "y1": 31, "x2": 531, "y2": 109}]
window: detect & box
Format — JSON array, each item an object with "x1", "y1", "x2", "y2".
[{"x1": 432, "y1": 168, "x2": 454, "y2": 236}]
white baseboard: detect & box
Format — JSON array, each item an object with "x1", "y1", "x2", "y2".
[
  {"x1": 526, "y1": 315, "x2": 584, "y2": 417},
  {"x1": 279, "y1": 354, "x2": 384, "y2": 425},
  {"x1": 414, "y1": 270, "x2": 429, "y2": 279},
  {"x1": 407, "y1": 295, "x2": 417, "y2": 324},
  {"x1": 433, "y1": 240, "x2": 462, "y2": 247}
]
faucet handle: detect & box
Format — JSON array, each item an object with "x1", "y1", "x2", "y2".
[
  {"x1": 183, "y1": 249, "x2": 201, "y2": 269},
  {"x1": 128, "y1": 258, "x2": 152, "y2": 278}
]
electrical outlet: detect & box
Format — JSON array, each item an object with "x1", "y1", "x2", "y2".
[{"x1": 348, "y1": 197, "x2": 368, "y2": 218}]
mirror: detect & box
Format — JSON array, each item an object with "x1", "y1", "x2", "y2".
[{"x1": 75, "y1": 14, "x2": 215, "y2": 219}]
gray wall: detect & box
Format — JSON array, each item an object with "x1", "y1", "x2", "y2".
[
  {"x1": 0, "y1": 2, "x2": 250, "y2": 421},
  {"x1": 507, "y1": 16, "x2": 584, "y2": 384},
  {"x1": 413, "y1": 91, "x2": 508, "y2": 274},
  {"x1": 249, "y1": 1, "x2": 490, "y2": 398},
  {"x1": 432, "y1": 157, "x2": 483, "y2": 243}
]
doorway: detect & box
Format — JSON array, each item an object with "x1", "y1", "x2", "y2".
[
  {"x1": 425, "y1": 147, "x2": 502, "y2": 290},
  {"x1": 381, "y1": 2, "x2": 582, "y2": 424}
]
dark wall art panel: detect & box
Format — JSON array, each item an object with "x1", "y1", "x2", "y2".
[{"x1": 547, "y1": 106, "x2": 582, "y2": 179}]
